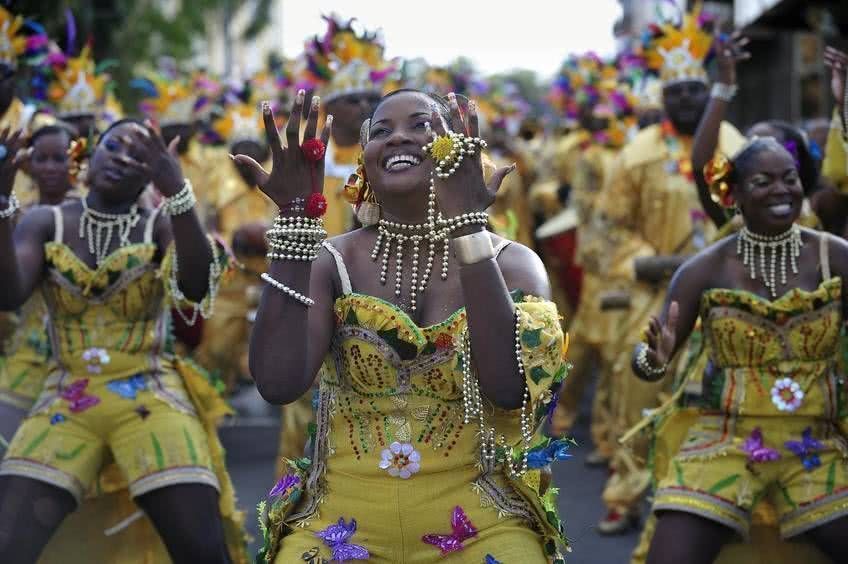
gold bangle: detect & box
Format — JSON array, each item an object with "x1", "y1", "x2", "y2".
[{"x1": 453, "y1": 231, "x2": 494, "y2": 265}]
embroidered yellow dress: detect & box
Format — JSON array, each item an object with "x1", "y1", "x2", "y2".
[
  {"x1": 258, "y1": 242, "x2": 569, "y2": 564},
  {"x1": 652, "y1": 274, "x2": 848, "y2": 541},
  {"x1": 0, "y1": 207, "x2": 247, "y2": 562}
]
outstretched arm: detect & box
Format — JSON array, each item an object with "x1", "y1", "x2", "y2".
[{"x1": 633, "y1": 251, "x2": 712, "y2": 381}]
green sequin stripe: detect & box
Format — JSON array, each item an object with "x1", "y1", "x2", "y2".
[
  {"x1": 55, "y1": 442, "x2": 87, "y2": 461},
  {"x1": 22, "y1": 428, "x2": 50, "y2": 457},
  {"x1": 9, "y1": 368, "x2": 29, "y2": 391},
  {"x1": 183, "y1": 427, "x2": 198, "y2": 465},
  {"x1": 151, "y1": 433, "x2": 165, "y2": 469}
]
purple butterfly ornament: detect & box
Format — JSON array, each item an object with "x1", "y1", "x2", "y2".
[
  {"x1": 315, "y1": 517, "x2": 370, "y2": 561},
  {"x1": 422, "y1": 506, "x2": 478, "y2": 554}
]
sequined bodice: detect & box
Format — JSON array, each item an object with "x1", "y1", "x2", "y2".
[
  {"x1": 41, "y1": 242, "x2": 172, "y2": 380},
  {"x1": 699, "y1": 278, "x2": 843, "y2": 417}
]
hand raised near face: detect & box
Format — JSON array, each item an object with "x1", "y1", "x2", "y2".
[
  {"x1": 231, "y1": 90, "x2": 333, "y2": 210},
  {"x1": 427, "y1": 93, "x2": 515, "y2": 220},
  {"x1": 116, "y1": 120, "x2": 184, "y2": 196}
]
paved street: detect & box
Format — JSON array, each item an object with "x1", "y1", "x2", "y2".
[{"x1": 222, "y1": 381, "x2": 642, "y2": 563}]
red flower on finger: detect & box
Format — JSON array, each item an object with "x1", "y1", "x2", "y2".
[{"x1": 302, "y1": 139, "x2": 326, "y2": 162}]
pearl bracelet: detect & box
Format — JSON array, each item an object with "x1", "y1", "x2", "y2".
[
  {"x1": 453, "y1": 230, "x2": 494, "y2": 265},
  {"x1": 260, "y1": 272, "x2": 314, "y2": 306},
  {"x1": 635, "y1": 342, "x2": 667, "y2": 378},
  {"x1": 163, "y1": 179, "x2": 196, "y2": 216},
  {"x1": 0, "y1": 192, "x2": 19, "y2": 219},
  {"x1": 710, "y1": 83, "x2": 738, "y2": 102},
  {"x1": 441, "y1": 212, "x2": 489, "y2": 234}
]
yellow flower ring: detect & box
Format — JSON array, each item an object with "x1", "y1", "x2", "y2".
[{"x1": 429, "y1": 135, "x2": 454, "y2": 163}]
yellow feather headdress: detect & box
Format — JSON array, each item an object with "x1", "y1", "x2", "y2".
[
  {"x1": 48, "y1": 46, "x2": 111, "y2": 117},
  {"x1": 644, "y1": 1, "x2": 713, "y2": 85}
]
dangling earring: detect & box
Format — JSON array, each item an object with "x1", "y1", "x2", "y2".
[{"x1": 343, "y1": 152, "x2": 381, "y2": 227}]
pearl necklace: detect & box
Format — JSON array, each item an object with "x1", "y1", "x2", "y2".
[
  {"x1": 737, "y1": 224, "x2": 802, "y2": 298},
  {"x1": 79, "y1": 197, "x2": 141, "y2": 266},
  {"x1": 371, "y1": 172, "x2": 446, "y2": 312}
]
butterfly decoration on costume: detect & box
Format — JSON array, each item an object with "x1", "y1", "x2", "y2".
[
  {"x1": 527, "y1": 438, "x2": 575, "y2": 469},
  {"x1": 315, "y1": 517, "x2": 370, "y2": 561},
  {"x1": 784, "y1": 427, "x2": 823, "y2": 472},
  {"x1": 422, "y1": 505, "x2": 478, "y2": 554},
  {"x1": 485, "y1": 555, "x2": 503, "y2": 564},
  {"x1": 741, "y1": 427, "x2": 781, "y2": 466},
  {"x1": 60, "y1": 378, "x2": 100, "y2": 413},
  {"x1": 106, "y1": 374, "x2": 147, "y2": 400}
]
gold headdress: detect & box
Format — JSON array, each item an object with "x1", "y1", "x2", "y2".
[
  {"x1": 644, "y1": 1, "x2": 713, "y2": 84},
  {"x1": 48, "y1": 45, "x2": 111, "y2": 117},
  {"x1": 134, "y1": 74, "x2": 201, "y2": 125},
  {"x1": 302, "y1": 14, "x2": 397, "y2": 102}
]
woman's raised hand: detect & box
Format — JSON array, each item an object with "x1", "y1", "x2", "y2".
[
  {"x1": 644, "y1": 301, "x2": 679, "y2": 369},
  {"x1": 428, "y1": 92, "x2": 514, "y2": 219},
  {"x1": 118, "y1": 120, "x2": 184, "y2": 196},
  {"x1": 824, "y1": 46, "x2": 847, "y2": 108},
  {"x1": 714, "y1": 31, "x2": 751, "y2": 85},
  {"x1": 232, "y1": 90, "x2": 333, "y2": 210}
]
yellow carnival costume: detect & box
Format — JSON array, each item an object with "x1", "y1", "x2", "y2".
[
  {"x1": 597, "y1": 120, "x2": 745, "y2": 517},
  {"x1": 0, "y1": 206, "x2": 246, "y2": 562},
  {"x1": 258, "y1": 241, "x2": 569, "y2": 563},
  {"x1": 630, "y1": 234, "x2": 844, "y2": 564},
  {"x1": 555, "y1": 142, "x2": 624, "y2": 455}
]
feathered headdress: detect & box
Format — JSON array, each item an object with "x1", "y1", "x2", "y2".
[
  {"x1": 548, "y1": 52, "x2": 610, "y2": 127},
  {"x1": 643, "y1": 1, "x2": 714, "y2": 84},
  {"x1": 132, "y1": 74, "x2": 202, "y2": 125},
  {"x1": 47, "y1": 44, "x2": 113, "y2": 117},
  {"x1": 301, "y1": 14, "x2": 397, "y2": 101}
]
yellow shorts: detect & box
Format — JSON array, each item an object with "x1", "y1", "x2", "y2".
[
  {"x1": 654, "y1": 415, "x2": 848, "y2": 539},
  {"x1": 0, "y1": 368, "x2": 218, "y2": 504}
]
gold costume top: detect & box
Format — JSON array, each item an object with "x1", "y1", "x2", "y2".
[
  {"x1": 258, "y1": 242, "x2": 570, "y2": 564},
  {"x1": 596, "y1": 121, "x2": 745, "y2": 283},
  {"x1": 822, "y1": 109, "x2": 848, "y2": 194},
  {"x1": 323, "y1": 141, "x2": 358, "y2": 236}
]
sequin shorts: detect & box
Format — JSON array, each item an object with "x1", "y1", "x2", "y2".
[
  {"x1": 0, "y1": 369, "x2": 218, "y2": 503},
  {"x1": 653, "y1": 415, "x2": 848, "y2": 539}
]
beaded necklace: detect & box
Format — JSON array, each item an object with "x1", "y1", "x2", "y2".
[
  {"x1": 79, "y1": 197, "x2": 141, "y2": 266},
  {"x1": 737, "y1": 224, "x2": 803, "y2": 298}
]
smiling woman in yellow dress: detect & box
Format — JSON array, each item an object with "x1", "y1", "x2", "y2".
[
  {"x1": 238, "y1": 88, "x2": 571, "y2": 563},
  {"x1": 0, "y1": 119, "x2": 245, "y2": 563}
]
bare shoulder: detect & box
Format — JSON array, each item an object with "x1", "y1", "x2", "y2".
[
  {"x1": 492, "y1": 234, "x2": 551, "y2": 300},
  {"x1": 673, "y1": 236, "x2": 732, "y2": 289},
  {"x1": 15, "y1": 204, "x2": 58, "y2": 241}
]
